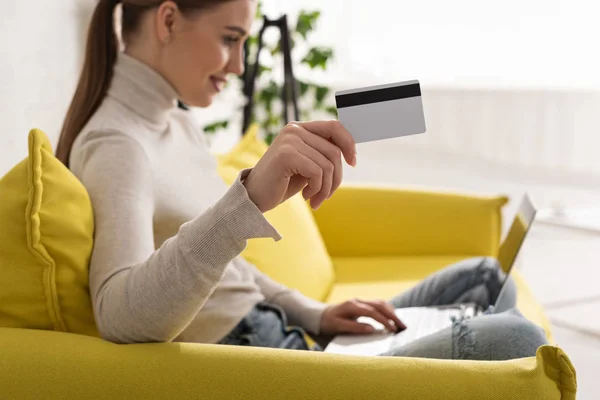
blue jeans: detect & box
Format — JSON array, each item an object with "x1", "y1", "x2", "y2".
[
  {"x1": 219, "y1": 302, "x2": 315, "y2": 350},
  {"x1": 219, "y1": 257, "x2": 548, "y2": 360}
]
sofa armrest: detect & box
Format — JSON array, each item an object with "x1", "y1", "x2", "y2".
[
  {"x1": 0, "y1": 328, "x2": 575, "y2": 400},
  {"x1": 313, "y1": 186, "x2": 508, "y2": 258}
]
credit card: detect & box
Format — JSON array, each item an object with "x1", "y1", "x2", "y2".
[{"x1": 335, "y1": 80, "x2": 427, "y2": 143}]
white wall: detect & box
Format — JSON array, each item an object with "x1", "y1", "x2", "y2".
[
  {"x1": 0, "y1": 0, "x2": 93, "y2": 176},
  {"x1": 3, "y1": 0, "x2": 600, "y2": 194},
  {"x1": 261, "y1": 0, "x2": 600, "y2": 90}
]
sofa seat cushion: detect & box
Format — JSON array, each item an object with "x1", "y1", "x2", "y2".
[{"x1": 326, "y1": 256, "x2": 552, "y2": 341}]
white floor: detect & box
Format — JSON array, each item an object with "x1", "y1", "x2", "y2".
[
  {"x1": 343, "y1": 140, "x2": 600, "y2": 399},
  {"x1": 521, "y1": 225, "x2": 600, "y2": 400}
]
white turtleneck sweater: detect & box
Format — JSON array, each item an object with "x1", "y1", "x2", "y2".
[{"x1": 69, "y1": 53, "x2": 327, "y2": 345}]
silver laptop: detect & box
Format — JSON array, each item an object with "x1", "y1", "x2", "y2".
[{"x1": 324, "y1": 194, "x2": 537, "y2": 356}]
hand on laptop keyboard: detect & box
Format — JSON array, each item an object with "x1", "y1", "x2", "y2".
[{"x1": 320, "y1": 299, "x2": 407, "y2": 336}]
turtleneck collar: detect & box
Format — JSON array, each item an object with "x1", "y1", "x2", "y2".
[{"x1": 108, "y1": 52, "x2": 179, "y2": 129}]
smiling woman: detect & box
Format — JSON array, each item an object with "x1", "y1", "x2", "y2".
[
  {"x1": 56, "y1": 0, "x2": 247, "y2": 166},
  {"x1": 47, "y1": 0, "x2": 547, "y2": 364}
]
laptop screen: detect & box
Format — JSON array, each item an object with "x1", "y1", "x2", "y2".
[
  {"x1": 493, "y1": 194, "x2": 537, "y2": 307},
  {"x1": 497, "y1": 194, "x2": 537, "y2": 275}
]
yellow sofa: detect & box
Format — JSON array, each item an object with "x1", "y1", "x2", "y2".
[
  {"x1": 313, "y1": 186, "x2": 553, "y2": 340},
  {"x1": 0, "y1": 129, "x2": 577, "y2": 399}
]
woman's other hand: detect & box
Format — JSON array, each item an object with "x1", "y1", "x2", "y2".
[
  {"x1": 320, "y1": 299, "x2": 407, "y2": 336},
  {"x1": 243, "y1": 120, "x2": 357, "y2": 213}
]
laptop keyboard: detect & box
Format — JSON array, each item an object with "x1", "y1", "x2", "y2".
[
  {"x1": 389, "y1": 307, "x2": 462, "y2": 349},
  {"x1": 324, "y1": 306, "x2": 477, "y2": 355}
]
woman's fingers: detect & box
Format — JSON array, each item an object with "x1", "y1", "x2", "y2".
[
  {"x1": 363, "y1": 300, "x2": 406, "y2": 331},
  {"x1": 282, "y1": 144, "x2": 323, "y2": 200},
  {"x1": 294, "y1": 140, "x2": 334, "y2": 208},
  {"x1": 295, "y1": 120, "x2": 357, "y2": 166},
  {"x1": 283, "y1": 175, "x2": 309, "y2": 203},
  {"x1": 277, "y1": 123, "x2": 346, "y2": 207},
  {"x1": 335, "y1": 318, "x2": 377, "y2": 334},
  {"x1": 246, "y1": 121, "x2": 353, "y2": 213},
  {"x1": 350, "y1": 301, "x2": 397, "y2": 332},
  {"x1": 294, "y1": 126, "x2": 344, "y2": 199}
]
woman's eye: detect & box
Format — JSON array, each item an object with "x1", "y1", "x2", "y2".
[{"x1": 223, "y1": 36, "x2": 240, "y2": 47}]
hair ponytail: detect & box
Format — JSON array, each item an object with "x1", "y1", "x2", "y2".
[{"x1": 56, "y1": 0, "x2": 120, "y2": 167}]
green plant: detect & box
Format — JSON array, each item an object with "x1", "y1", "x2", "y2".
[{"x1": 203, "y1": 4, "x2": 337, "y2": 144}]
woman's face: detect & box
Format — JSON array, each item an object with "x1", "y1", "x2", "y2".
[{"x1": 150, "y1": 0, "x2": 256, "y2": 107}]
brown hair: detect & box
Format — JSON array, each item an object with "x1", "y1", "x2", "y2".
[{"x1": 56, "y1": 0, "x2": 236, "y2": 166}]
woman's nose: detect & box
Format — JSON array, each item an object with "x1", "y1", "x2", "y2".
[{"x1": 226, "y1": 48, "x2": 245, "y2": 76}]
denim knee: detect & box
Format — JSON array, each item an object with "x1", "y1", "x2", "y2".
[
  {"x1": 501, "y1": 312, "x2": 547, "y2": 347},
  {"x1": 455, "y1": 309, "x2": 547, "y2": 360}
]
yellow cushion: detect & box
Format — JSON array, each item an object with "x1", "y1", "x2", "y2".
[
  {"x1": 0, "y1": 129, "x2": 97, "y2": 336},
  {"x1": 326, "y1": 256, "x2": 553, "y2": 342},
  {"x1": 217, "y1": 125, "x2": 335, "y2": 301}
]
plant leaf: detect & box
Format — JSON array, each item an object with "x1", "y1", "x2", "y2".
[
  {"x1": 257, "y1": 64, "x2": 272, "y2": 77},
  {"x1": 295, "y1": 10, "x2": 321, "y2": 40},
  {"x1": 265, "y1": 111, "x2": 281, "y2": 128},
  {"x1": 302, "y1": 47, "x2": 334, "y2": 70},
  {"x1": 258, "y1": 81, "x2": 280, "y2": 109},
  {"x1": 255, "y1": 0, "x2": 263, "y2": 19},
  {"x1": 247, "y1": 35, "x2": 259, "y2": 48},
  {"x1": 271, "y1": 35, "x2": 296, "y2": 56},
  {"x1": 315, "y1": 86, "x2": 329, "y2": 105},
  {"x1": 271, "y1": 42, "x2": 280, "y2": 56},
  {"x1": 265, "y1": 132, "x2": 277, "y2": 145},
  {"x1": 297, "y1": 80, "x2": 310, "y2": 96},
  {"x1": 203, "y1": 120, "x2": 229, "y2": 134},
  {"x1": 325, "y1": 106, "x2": 338, "y2": 118}
]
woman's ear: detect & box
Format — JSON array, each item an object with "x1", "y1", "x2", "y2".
[{"x1": 156, "y1": 1, "x2": 178, "y2": 44}]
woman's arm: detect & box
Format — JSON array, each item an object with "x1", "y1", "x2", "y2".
[{"x1": 75, "y1": 131, "x2": 280, "y2": 344}]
